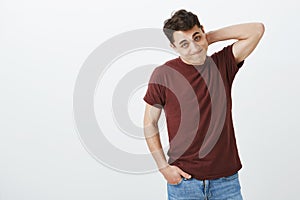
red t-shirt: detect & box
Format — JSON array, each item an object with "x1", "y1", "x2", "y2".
[{"x1": 143, "y1": 44, "x2": 244, "y2": 180}]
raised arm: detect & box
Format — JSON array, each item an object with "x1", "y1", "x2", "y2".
[
  {"x1": 143, "y1": 103, "x2": 191, "y2": 184},
  {"x1": 206, "y1": 22, "x2": 265, "y2": 63}
]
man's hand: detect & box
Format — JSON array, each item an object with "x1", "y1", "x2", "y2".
[{"x1": 159, "y1": 165, "x2": 192, "y2": 184}]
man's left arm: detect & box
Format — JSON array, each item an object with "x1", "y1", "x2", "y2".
[{"x1": 206, "y1": 23, "x2": 265, "y2": 63}]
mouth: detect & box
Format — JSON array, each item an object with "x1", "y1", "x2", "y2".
[{"x1": 192, "y1": 49, "x2": 202, "y2": 55}]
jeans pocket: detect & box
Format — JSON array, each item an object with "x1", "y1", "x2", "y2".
[{"x1": 167, "y1": 177, "x2": 184, "y2": 186}]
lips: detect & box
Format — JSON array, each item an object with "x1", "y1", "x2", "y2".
[{"x1": 192, "y1": 49, "x2": 202, "y2": 55}]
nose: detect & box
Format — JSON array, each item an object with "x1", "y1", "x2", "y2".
[{"x1": 189, "y1": 41, "x2": 201, "y2": 54}]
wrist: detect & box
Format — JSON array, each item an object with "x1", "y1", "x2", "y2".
[{"x1": 159, "y1": 164, "x2": 170, "y2": 173}]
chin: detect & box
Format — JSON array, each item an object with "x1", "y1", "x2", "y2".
[{"x1": 192, "y1": 58, "x2": 205, "y2": 65}]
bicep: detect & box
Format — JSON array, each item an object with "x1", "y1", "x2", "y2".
[
  {"x1": 143, "y1": 103, "x2": 162, "y2": 138},
  {"x1": 232, "y1": 39, "x2": 257, "y2": 63},
  {"x1": 233, "y1": 23, "x2": 265, "y2": 63},
  {"x1": 144, "y1": 103, "x2": 162, "y2": 125}
]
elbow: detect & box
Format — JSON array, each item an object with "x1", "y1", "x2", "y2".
[
  {"x1": 256, "y1": 22, "x2": 265, "y2": 38},
  {"x1": 143, "y1": 120, "x2": 159, "y2": 138}
]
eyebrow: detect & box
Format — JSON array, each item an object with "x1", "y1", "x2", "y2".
[{"x1": 178, "y1": 32, "x2": 201, "y2": 45}]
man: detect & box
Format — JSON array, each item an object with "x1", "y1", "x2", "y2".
[{"x1": 143, "y1": 9, "x2": 264, "y2": 200}]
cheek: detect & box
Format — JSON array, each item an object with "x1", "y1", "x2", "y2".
[
  {"x1": 200, "y1": 39, "x2": 208, "y2": 49},
  {"x1": 178, "y1": 49, "x2": 191, "y2": 56}
]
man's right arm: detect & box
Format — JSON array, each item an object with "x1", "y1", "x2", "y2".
[
  {"x1": 205, "y1": 23, "x2": 265, "y2": 63},
  {"x1": 143, "y1": 103, "x2": 192, "y2": 184}
]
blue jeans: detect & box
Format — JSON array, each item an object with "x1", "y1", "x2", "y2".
[{"x1": 167, "y1": 172, "x2": 243, "y2": 200}]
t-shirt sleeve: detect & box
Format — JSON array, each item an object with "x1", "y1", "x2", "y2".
[
  {"x1": 143, "y1": 68, "x2": 166, "y2": 109},
  {"x1": 212, "y1": 43, "x2": 245, "y2": 86}
]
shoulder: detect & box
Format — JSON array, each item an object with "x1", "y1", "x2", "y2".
[
  {"x1": 151, "y1": 57, "x2": 179, "y2": 76},
  {"x1": 165, "y1": 57, "x2": 180, "y2": 67},
  {"x1": 211, "y1": 44, "x2": 234, "y2": 61},
  {"x1": 211, "y1": 44, "x2": 244, "y2": 67}
]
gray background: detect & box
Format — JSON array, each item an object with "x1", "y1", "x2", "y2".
[{"x1": 1, "y1": 0, "x2": 299, "y2": 199}]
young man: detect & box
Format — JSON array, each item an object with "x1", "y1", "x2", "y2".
[{"x1": 143, "y1": 9, "x2": 264, "y2": 200}]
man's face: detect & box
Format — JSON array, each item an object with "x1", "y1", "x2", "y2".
[{"x1": 171, "y1": 25, "x2": 208, "y2": 65}]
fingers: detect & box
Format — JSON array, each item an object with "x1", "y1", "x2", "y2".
[
  {"x1": 176, "y1": 167, "x2": 192, "y2": 179},
  {"x1": 160, "y1": 165, "x2": 192, "y2": 184}
]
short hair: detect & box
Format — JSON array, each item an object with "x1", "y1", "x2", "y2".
[{"x1": 163, "y1": 9, "x2": 202, "y2": 44}]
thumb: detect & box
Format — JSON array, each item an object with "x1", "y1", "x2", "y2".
[{"x1": 177, "y1": 167, "x2": 192, "y2": 179}]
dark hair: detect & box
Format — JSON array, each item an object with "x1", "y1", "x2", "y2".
[{"x1": 163, "y1": 9, "x2": 202, "y2": 43}]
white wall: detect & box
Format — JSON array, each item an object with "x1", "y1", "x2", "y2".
[{"x1": 0, "y1": 0, "x2": 299, "y2": 199}]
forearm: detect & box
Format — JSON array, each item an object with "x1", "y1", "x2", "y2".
[
  {"x1": 144, "y1": 130, "x2": 169, "y2": 170},
  {"x1": 206, "y1": 22, "x2": 264, "y2": 45},
  {"x1": 145, "y1": 131, "x2": 192, "y2": 182}
]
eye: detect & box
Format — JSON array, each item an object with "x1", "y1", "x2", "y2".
[
  {"x1": 181, "y1": 43, "x2": 189, "y2": 48},
  {"x1": 194, "y1": 35, "x2": 201, "y2": 41}
]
